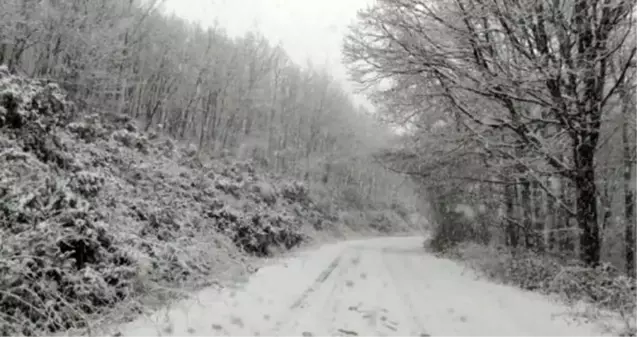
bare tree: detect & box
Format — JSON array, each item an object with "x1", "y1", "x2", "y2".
[{"x1": 344, "y1": 0, "x2": 636, "y2": 266}]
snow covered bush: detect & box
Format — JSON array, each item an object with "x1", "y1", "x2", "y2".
[
  {"x1": 425, "y1": 187, "x2": 493, "y2": 253},
  {"x1": 70, "y1": 170, "x2": 106, "y2": 198},
  {"x1": 0, "y1": 72, "x2": 327, "y2": 336},
  {"x1": 281, "y1": 180, "x2": 310, "y2": 204},
  {"x1": 250, "y1": 181, "x2": 277, "y2": 206},
  {"x1": 550, "y1": 263, "x2": 636, "y2": 313},
  {"x1": 112, "y1": 129, "x2": 149, "y2": 154},
  {"x1": 367, "y1": 210, "x2": 405, "y2": 233},
  {"x1": 0, "y1": 74, "x2": 74, "y2": 130},
  {"x1": 0, "y1": 174, "x2": 137, "y2": 335},
  {"x1": 456, "y1": 244, "x2": 560, "y2": 290},
  {"x1": 207, "y1": 204, "x2": 306, "y2": 257},
  {"x1": 451, "y1": 243, "x2": 636, "y2": 334}
]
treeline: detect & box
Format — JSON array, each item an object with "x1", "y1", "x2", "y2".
[
  {"x1": 0, "y1": 0, "x2": 422, "y2": 226},
  {"x1": 344, "y1": 0, "x2": 636, "y2": 275}
]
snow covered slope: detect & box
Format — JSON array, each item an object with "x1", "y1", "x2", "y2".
[{"x1": 101, "y1": 237, "x2": 615, "y2": 336}]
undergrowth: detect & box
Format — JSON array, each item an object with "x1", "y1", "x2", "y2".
[
  {"x1": 0, "y1": 67, "x2": 337, "y2": 336},
  {"x1": 427, "y1": 241, "x2": 637, "y2": 336}
]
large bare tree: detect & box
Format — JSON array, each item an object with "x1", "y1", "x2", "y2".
[{"x1": 344, "y1": 0, "x2": 636, "y2": 266}]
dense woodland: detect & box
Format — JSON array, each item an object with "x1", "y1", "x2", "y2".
[
  {"x1": 1, "y1": 0, "x2": 634, "y2": 269},
  {"x1": 0, "y1": 0, "x2": 423, "y2": 226},
  {"x1": 1, "y1": 0, "x2": 636, "y2": 334},
  {"x1": 0, "y1": 1, "x2": 431, "y2": 335},
  {"x1": 344, "y1": 0, "x2": 637, "y2": 318}
]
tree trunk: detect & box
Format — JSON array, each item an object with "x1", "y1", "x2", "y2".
[
  {"x1": 532, "y1": 179, "x2": 545, "y2": 252},
  {"x1": 600, "y1": 178, "x2": 613, "y2": 234},
  {"x1": 573, "y1": 142, "x2": 601, "y2": 267},
  {"x1": 520, "y1": 177, "x2": 532, "y2": 248},
  {"x1": 558, "y1": 178, "x2": 575, "y2": 254},
  {"x1": 546, "y1": 176, "x2": 557, "y2": 251},
  {"x1": 623, "y1": 101, "x2": 635, "y2": 278}
]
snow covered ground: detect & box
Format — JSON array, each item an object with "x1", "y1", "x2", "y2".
[{"x1": 97, "y1": 236, "x2": 617, "y2": 336}]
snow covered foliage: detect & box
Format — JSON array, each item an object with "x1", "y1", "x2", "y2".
[
  {"x1": 426, "y1": 190, "x2": 493, "y2": 252},
  {"x1": 443, "y1": 243, "x2": 637, "y2": 335},
  {"x1": 0, "y1": 71, "x2": 331, "y2": 335}
]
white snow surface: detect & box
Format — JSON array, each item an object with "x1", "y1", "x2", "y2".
[{"x1": 102, "y1": 237, "x2": 615, "y2": 336}]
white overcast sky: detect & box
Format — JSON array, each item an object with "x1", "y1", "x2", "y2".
[{"x1": 163, "y1": 0, "x2": 374, "y2": 109}]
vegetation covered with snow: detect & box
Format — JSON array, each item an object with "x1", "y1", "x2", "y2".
[
  {"x1": 344, "y1": 0, "x2": 636, "y2": 334},
  {"x1": 0, "y1": 1, "x2": 429, "y2": 334},
  {"x1": 0, "y1": 69, "x2": 327, "y2": 334}
]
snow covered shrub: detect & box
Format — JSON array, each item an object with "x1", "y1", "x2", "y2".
[
  {"x1": 0, "y1": 73, "x2": 74, "y2": 130},
  {"x1": 549, "y1": 263, "x2": 636, "y2": 335},
  {"x1": 101, "y1": 112, "x2": 137, "y2": 133},
  {"x1": 68, "y1": 121, "x2": 100, "y2": 142},
  {"x1": 339, "y1": 210, "x2": 366, "y2": 229},
  {"x1": 428, "y1": 213, "x2": 474, "y2": 252},
  {"x1": 455, "y1": 242, "x2": 636, "y2": 333},
  {"x1": 340, "y1": 185, "x2": 366, "y2": 210},
  {"x1": 497, "y1": 250, "x2": 559, "y2": 291},
  {"x1": 427, "y1": 195, "x2": 492, "y2": 253},
  {"x1": 139, "y1": 207, "x2": 184, "y2": 241},
  {"x1": 0, "y1": 69, "x2": 343, "y2": 335},
  {"x1": 550, "y1": 263, "x2": 636, "y2": 313},
  {"x1": 67, "y1": 113, "x2": 109, "y2": 143},
  {"x1": 233, "y1": 160, "x2": 255, "y2": 175},
  {"x1": 158, "y1": 138, "x2": 177, "y2": 156},
  {"x1": 70, "y1": 170, "x2": 106, "y2": 198},
  {"x1": 390, "y1": 200, "x2": 411, "y2": 220},
  {"x1": 458, "y1": 244, "x2": 561, "y2": 290},
  {"x1": 207, "y1": 205, "x2": 306, "y2": 257},
  {"x1": 250, "y1": 181, "x2": 277, "y2": 206},
  {"x1": 215, "y1": 176, "x2": 243, "y2": 197},
  {"x1": 0, "y1": 73, "x2": 76, "y2": 170},
  {"x1": 367, "y1": 210, "x2": 404, "y2": 233},
  {"x1": 112, "y1": 129, "x2": 149, "y2": 154},
  {"x1": 0, "y1": 179, "x2": 137, "y2": 335},
  {"x1": 307, "y1": 182, "x2": 332, "y2": 211},
  {"x1": 281, "y1": 180, "x2": 310, "y2": 206},
  {"x1": 181, "y1": 143, "x2": 198, "y2": 158}
]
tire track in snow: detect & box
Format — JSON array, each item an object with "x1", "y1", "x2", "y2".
[
  {"x1": 324, "y1": 250, "x2": 362, "y2": 330},
  {"x1": 380, "y1": 247, "x2": 430, "y2": 336},
  {"x1": 289, "y1": 251, "x2": 345, "y2": 310},
  {"x1": 271, "y1": 248, "x2": 349, "y2": 333},
  {"x1": 333, "y1": 245, "x2": 415, "y2": 336}
]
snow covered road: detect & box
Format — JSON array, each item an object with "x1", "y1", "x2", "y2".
[{"x1": 111, "y1": 236, "x2": 614, "y2": 336}]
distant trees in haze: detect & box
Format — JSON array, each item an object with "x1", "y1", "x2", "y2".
[{"x1": 0, "y1": 0, "x2": 424, "y2": 230}]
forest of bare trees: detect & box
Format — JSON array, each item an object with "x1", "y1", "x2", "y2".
[
  {"x1": 2, "y1": 0, "x2": 634, "y2": 284},
  {"x1": 344, "y1": 0, "x2": 636, "y2": 275},
  {"x1": 0, "y1": 0, "x2": 635, "y2": 334},
  {"x1": 0, "y1": 1, "x2": 436, "y2": 334},
  {"x1": 0, "y1": 0, "x2": 423, "y2": 227}
]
